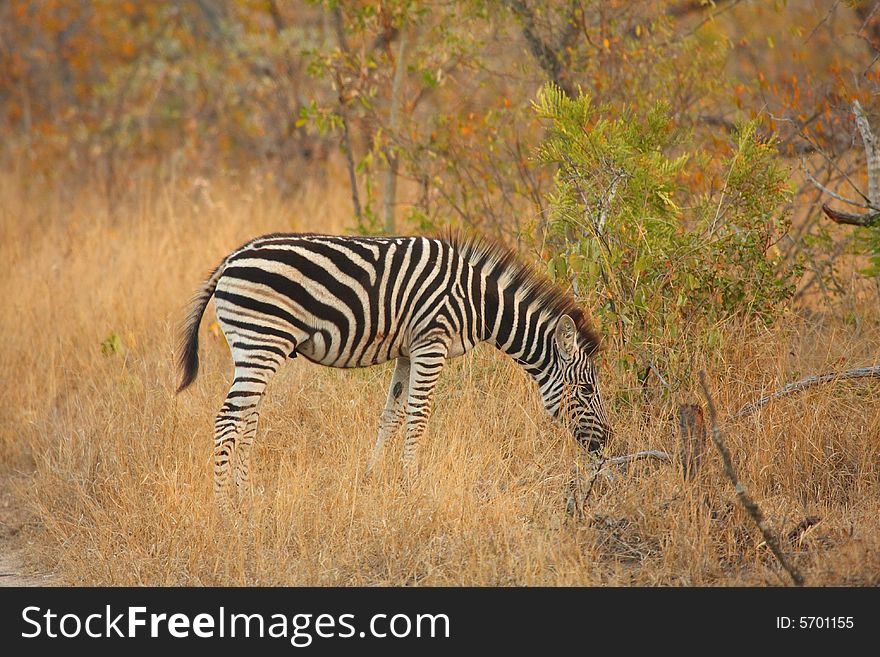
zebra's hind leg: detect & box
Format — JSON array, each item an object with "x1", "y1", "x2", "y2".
[
  {"x1": 214, "y1": 340, "x2": 291, "y2": 513},
  {"x1": 402, "y1": 340, "x2": 449, "y2": 480},
  {"x1": 366, "y1": 357, "x2": 410, "y2": 476},
  {"x1": 233, "y1": 403, "x2": 262, "y2": 503},
  {"x1": 213, "y1": 395, "x2": 248, "y2": 514}
]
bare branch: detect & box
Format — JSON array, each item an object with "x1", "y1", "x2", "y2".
[
  {"x1": 383, "y1": 27, "x2": 409, "y2": 234},
  {"x1": 566, "y1": 450, "x2": 672, "y2": 518},
  {"x1": 331, "y1": 6, "x2": 362, "y2": 224},
  {"x1": 698, "y1": 371, "x2": 805, "y2": 586},
  {"x1": 853, "y1": 100, "x2": 879, "y2": 205},
  {"x1": 503, "y1": 0, "x2": 575, "y2": 98},
  {"x1": 565, "y1": 454, "x2": 606, "y2": 518},
  {"x1": 855, "y1": 0, "x2": 880, "y2": 51},
  {"x1": 804, "y1": 0, "x2": 842, "y2": 44},
  {"x1": 640, "y1": 360, "x2": 672, "y2": 395},
  {"x1": 267, "y1": 0, "x2": 285, "y2": 33},
  {"x1": 732, "y1": 364, "x2": 880, "y2": 419},
  {"x1": 595, "y1": 167, "x2": 623, "y2": 234},
  {"x1": 801, "y1": 157, "x2": 871, "y2": 210},
  {"x1": 331, "y1": 4, "x2": 350, "y2": 52},
  {"x1": 815, "y1": 100, "x2": 880, "y2": 224},
  {"x1": 602, "y1": 450, "x2": 672, "y2": 468},
  {"x1": 822, "y1": 203, "x2": 880, "y2": 226}
]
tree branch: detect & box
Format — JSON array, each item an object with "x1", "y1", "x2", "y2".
[
  {"x1": 383, "y1": 26, "x2": 409, "y2": 234},
  {"x1": 698, "y1": 371, "x2": 805, "y2": 586},
  {"x1": 602, "y1": 450, "x2": 672, "y2": 468},
  {"x1": 853, "y1": 99, "x2": 879, "y2": 205},
  {"x1": 822, "y1": 203, "x2": 880, "y2": 226},
  {"x1": 566, "y1": 450, "x2": 672, "y2": 518},
  {"x1": 331, "y1": 6, "x2": 363, "y2": 224},
  {"x1": 802, "y1": 157, "x2": 870, "y2": 210},
  {"x1": 503, "y1": 0, "x2": 575, "y2": 97},
  {"x1": 732, "y1": 365, "x2": 880, "y2": 419},
  {"x1": 815, "y1": 100, "x2": 880, "y2": 225}
]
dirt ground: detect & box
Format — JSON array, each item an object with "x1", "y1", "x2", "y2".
[{"x1": 0, "y1": 474, "x2": 54, "y2": 587}]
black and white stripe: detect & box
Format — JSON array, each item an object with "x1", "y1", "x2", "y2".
[{"x1": 177, "y1": 232, "x2": 611, "y2": 507}]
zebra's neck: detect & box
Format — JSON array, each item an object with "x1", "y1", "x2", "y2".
[{"x1": 480, "y1": 278, "x2": 553, "y2": 375}]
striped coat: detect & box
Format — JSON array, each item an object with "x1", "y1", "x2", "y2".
[{"x1": 177, "y1": 233, "x2": 610, "y2": 507}]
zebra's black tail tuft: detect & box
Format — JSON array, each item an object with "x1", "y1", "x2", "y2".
[{"x1": 176, "y1": 261, "x2": 226, "y2": 393}]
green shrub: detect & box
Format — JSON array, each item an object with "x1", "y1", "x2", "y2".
[{"x1": 534, "y1": 84, "x2": 803, "y2": 386}]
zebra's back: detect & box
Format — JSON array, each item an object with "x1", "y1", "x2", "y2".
[{"x1": 213, "y1": 233, "x2": 475, "y2": 368}]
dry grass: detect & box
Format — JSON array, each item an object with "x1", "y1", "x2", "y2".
[{"x1": 1, "y1": 168, "x2": 878, "y2": 586}]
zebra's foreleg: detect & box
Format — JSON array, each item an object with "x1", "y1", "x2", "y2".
[
  {"x1": 366, "y1": 357, "x2": 411, "y2": 476},
  {"x1": 402, "y1": 341, "x2": 449, "y2": 479}
]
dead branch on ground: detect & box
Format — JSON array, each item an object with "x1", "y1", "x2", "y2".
[
  {"x1": 732, "y1": 364, "x2": 880, "y2": 419},
  {"x1": 698, "y1": 371, "x2": 805, "y2": 586},
  {"x1": 565, "y1": 450, "x2": 673, "y2": 517}
]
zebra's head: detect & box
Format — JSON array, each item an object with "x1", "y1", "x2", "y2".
[{"x1": 542, "y1": 313, "x2": 611, "y2": 453}]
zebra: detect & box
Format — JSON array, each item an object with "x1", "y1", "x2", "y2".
[{"x1": 176, "y1": 232, "x2": 611, "y2": 508}]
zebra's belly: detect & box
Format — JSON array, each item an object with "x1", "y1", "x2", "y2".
[
  {"x1": 296, "y1": 334, "x2": 474, "y2": 367},
  {"x1": 296, "y1": 335, "x2": 405, "y2": 368}
]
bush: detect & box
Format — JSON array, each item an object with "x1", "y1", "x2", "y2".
[{"x1": 534, "y1": 84, "x2": 803, "y2": 386}]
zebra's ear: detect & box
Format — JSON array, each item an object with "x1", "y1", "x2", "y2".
[{"x1": 554, "y1": 314, "x2": 577, "y2": 360}]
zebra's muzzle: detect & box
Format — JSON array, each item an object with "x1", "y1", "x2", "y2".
[{"x1": 573, "y1": 420, "x2": 611, "y2": 454}]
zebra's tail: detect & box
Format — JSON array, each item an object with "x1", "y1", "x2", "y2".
[{"x1": 176, "y1": 260, "x2": 226, "y2": 393}]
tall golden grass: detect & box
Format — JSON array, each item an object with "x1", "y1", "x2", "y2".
[{"x1": 1, "y1": 167, "x2": 878, "y2": 586}]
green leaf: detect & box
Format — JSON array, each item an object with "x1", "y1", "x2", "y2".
[{"x1": 101, "y1": 333, "x2": 123, "y2": 356}]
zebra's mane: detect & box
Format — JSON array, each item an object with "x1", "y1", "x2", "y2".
[{"x1": 443, "y1": 231, "x2": 601, "y2": 355}]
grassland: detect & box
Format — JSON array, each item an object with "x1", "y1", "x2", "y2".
[{"x1": 1, "y1": 168, "x2": 878, "y2": 586}]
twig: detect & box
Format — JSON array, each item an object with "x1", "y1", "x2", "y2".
[
  {"x1": 565, "y1": 455, "x2": 605, "y2": 519},
  {"x1": 816, "y1": 100, "x2": 880, "y2": 225},
  {"x1": 602, "y1": 450, "x2": 671, "y2": 468},
  {"x1": 803, "y1": 0, "x2": 841, "y2": 44},
  {"x1": 566, "y1": 450, "x2": 672, "y2": 517},
  {"x1": 578, "y1": 455, "x2": 605, "y2": 503},
  {"x1": 732, "y1": 364, "x2": 880, "y2": 419},
  {"x1": 382, "y1": 26, "x2": 409, "y2": 234},
  {"x1": 331, "y1": 6, "x2": 363, "y2": 224},
  {"x1": 647, "y1": 361, "x2": 672, "y2": 394},
  {"x1": 801, "y1": 157, "x2": 872, "y2": 210},
  {"x1": 698, "y1": 371, "x2": 805, "y2": 586}
]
